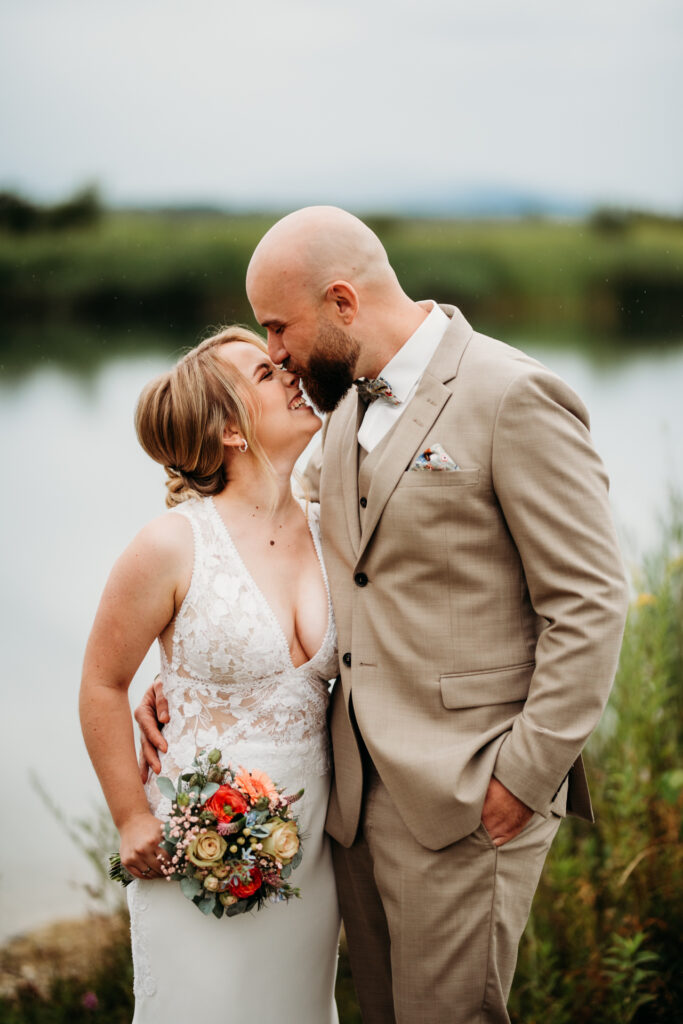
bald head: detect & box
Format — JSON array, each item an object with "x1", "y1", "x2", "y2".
[
  {"x1": 246, "y1": 206, "x2": 397, "y2": 304},
  {"x1": 246, "y1": 206, "x2": 428, "y2": 400}
]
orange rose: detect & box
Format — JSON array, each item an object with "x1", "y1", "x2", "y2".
[
  {"x1": 205, "y1": 785, "x2": 248, "y2": 823},
  {"x1": 230, "y1": 865, "x2": 262, "y2": 898},
  {"x1": 235, "y1": 768, "x2": 278, "y2": 805}
]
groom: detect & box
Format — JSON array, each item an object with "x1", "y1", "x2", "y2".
[{"x1": 138, "y1": 207, "x2": 628, "y2": 1023}]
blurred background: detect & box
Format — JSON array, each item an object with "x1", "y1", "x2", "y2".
[{"x1": 1, "y1": 1, "x2": 682, "y2": 1021}]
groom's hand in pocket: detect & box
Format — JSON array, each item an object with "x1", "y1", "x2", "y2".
[
  {"x1": 481, "y1": 777, "x2": 533, "y2": 847},
  {"x1": 134, "y1": 677, "x2": 169, "y2": 782}
]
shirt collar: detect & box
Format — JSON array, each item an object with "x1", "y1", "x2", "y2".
[{"x1": 377, "y1": 301, "x2": 449, "y2": 402}]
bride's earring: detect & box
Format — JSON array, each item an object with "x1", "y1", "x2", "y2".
[{"x1": 238, "y1": 439, "x2": 249, "y2": 453}]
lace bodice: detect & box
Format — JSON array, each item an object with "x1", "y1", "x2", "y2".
[{"x1": 144, "y1": 496, "x2": 338, "y2": 818}]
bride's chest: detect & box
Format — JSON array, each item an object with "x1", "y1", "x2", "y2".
[{"x1": 172, "y1": 558, "x2": 284, "y2": 681}]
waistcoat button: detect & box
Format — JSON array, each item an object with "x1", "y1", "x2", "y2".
[
  {"x1": 342, "y1": 652, "x2": 352, "y2": 667},
  {"x1": 354, "y1": 572, "x2": 368, "y2": 587}
]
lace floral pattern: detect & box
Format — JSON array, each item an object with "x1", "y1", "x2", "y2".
[
  {"x1": 127, "y1": 881, "x2": 157, "y2": 998},
  {"x1": 144, "y1": 496, "x2": 338, "y2": 820}
]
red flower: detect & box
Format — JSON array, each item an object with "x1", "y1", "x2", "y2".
[
  {"x1": 205, "y1": 785, "x2": 248, "y2": 823},
  {"x1": 230, "y1": 865, "x2": 262, "y2": 898}
]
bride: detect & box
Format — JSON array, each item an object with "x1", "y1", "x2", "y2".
[{"x1": 79, "y1": 326, "x2": 341, "y2": 1022}]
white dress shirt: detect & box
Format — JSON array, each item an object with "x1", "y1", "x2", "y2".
[{"x1": 357, "y1": 301, "x2": 449, "y2": 453}]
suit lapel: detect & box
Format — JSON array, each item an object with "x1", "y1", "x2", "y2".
[
  {"x1": 337, "y1": 390, "x2": 364, "y2": 554},
  {"x1": 356, "y1": 305, "x2": 473, "y2": 561}
]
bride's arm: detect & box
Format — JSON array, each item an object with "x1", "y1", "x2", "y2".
[{"x1": 80, "y1": 513, "x2": 191, "y2": 879}]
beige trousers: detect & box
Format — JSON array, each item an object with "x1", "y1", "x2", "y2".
[{"x1": 332, "y1": 764, "x2": 562, "y2": 1024}]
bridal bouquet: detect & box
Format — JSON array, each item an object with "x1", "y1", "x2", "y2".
[{"x1": 110, "y1": 749, "x2": 304, "y2": 918}]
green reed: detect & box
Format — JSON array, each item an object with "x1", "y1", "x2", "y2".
[
  {"x1": 1, "y1": 211, "x2": 682, "y2": 357},
  {"x1": 509, "y1": 497, "x2": 683, "y2": 1023}
]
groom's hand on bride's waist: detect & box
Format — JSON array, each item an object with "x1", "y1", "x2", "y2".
[
  {"x1": 134, "y1": 677, "x2": 169, "y2": 783},
  {"x1": 481, "y1": 777, "x2": 533, "y2": 847}
]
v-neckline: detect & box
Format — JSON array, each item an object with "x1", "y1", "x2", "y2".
[{"x1": 206, "y1": 496, "x2": 332, "y2": 672}]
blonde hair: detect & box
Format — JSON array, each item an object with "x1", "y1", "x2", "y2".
[{"x1": 135, "y1": 325, "x2": 274, "y2": 508}]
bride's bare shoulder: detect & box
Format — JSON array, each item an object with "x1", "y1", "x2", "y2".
[
  {"x1": 121, "y1": 506, "x2": 194, "y2": 577},
  {"x1": 141, "y1": 506, "x2": 192, "y2": 542}
]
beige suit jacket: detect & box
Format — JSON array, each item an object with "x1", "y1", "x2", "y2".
[{"x1": 308, "y1": 306, "x2": 629, "y2": 851}]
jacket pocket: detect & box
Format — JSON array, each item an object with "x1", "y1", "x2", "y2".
[
  {"x1": 440, "y1": 661, "x2": 534, "y2": 710},
  {"x1": 400, "y1": 468, "x2": 480, "y2": 488}
]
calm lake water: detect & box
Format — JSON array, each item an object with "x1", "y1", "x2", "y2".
[{"x1": 2, "y1": 333, "x2": 683, "y2": 942}]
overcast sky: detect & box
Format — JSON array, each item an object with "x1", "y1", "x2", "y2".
[{"x1": 1, "y1": 0, "x2": 681, "y2": 212}]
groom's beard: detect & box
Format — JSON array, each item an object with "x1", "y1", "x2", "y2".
[{"x1": 296, "y1": 320, "x2": 361, "y2": 413}]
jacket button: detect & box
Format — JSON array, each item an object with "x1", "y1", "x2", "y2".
[
  {"x1": 342, "y1": 652, "x2": 352, "y2": 667},
  {"x1": 359, "y1": 497, "x2": 367, "y2": 508},
  {"x1": 354, "y1": 572, "x2": 368, "y2": 587}
]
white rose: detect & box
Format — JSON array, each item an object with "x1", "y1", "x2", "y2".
[{"x1": 260, "y1": 819, "x2": 300, "y2": 865}]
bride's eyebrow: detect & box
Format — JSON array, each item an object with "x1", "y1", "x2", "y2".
[{"x1": 252, "y1": 361, "x2": 273, "y2": 378}]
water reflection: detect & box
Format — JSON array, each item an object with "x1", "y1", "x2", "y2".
[{"x1": 2, "y1": 318, "x2": 683, "y2": 383}]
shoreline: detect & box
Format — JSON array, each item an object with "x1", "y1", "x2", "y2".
[{"x1": 0, "y1": 912, "x2": 127, "y2": 1000}]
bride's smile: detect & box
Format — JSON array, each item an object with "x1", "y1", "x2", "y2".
[{"x1": 215, "y1": 341, "x2": 320, "y2": 468}]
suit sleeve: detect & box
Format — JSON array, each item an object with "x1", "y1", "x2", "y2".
[{"x1": 490, "y1": 368, "x2": 629, "y2": 814}]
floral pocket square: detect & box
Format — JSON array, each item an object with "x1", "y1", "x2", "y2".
[{"x1": 410, "y1": 443, "x2": 460, "y2": 471}]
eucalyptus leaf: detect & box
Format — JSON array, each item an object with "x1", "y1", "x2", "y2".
[
  {"x1": 156, "y1": 776, "x2": 177, "y2": 800},
  {"x1": 212, "y1": 901, "x2": 225, "y2": 919},
  {"x1": 290, "y1": 850, "x2": 303, "y2": 870},
  {"x1": 180, "y1": 876, "x2": 202, "y2": 900},
  {"x1": 281, "y1": 863, "x2": 292, "y2": 879},
  {"x1": 200, "y1": 782, "x2": 220, "y2": 802},
  {"x1": 225, "y1": 900, "x2": 247, "y2": 917},
  {"x1": 198, "y1": 895, "x2": 216, "y2": 915}
]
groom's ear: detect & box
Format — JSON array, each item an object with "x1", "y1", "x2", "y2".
[{"x1": 324, "y1": 281, "x2": 359, "y2": 325}]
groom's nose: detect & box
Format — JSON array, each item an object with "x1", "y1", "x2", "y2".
[{"x1": 267, "y1": 333, "x2": 288, "y2": 367}]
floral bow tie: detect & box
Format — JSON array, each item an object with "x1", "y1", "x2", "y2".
[{"x1": 354, "y1": 376, "x2": 401, "y2": 406}]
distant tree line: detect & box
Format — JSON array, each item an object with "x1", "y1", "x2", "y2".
[
  {"x1": 588, "y1": 205, "x2": 683, "y2": 235},
  {"x1": 0, "y1": 186, "x2": 102, "y2": 233},
  {"x1": 1, "y1": 192, "x2": 681, "y2": 346}
]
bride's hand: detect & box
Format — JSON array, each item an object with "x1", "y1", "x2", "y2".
[
  {"x1": 134, "y1": 678, "x2": 170, "y2": 783},
  {"x1": 119, "y1": 812, "x2": 168, "y2": 879}
]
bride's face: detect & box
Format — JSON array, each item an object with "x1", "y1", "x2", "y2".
[{"x1": 216, "y1": 341, "x2": 321, "y2": 459}]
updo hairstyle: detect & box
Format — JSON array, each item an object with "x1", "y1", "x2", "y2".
[{"x1": 135, "y1": 325, "x2": 273, "y2": 508}]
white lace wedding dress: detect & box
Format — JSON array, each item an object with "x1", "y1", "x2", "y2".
[{"x1": 127, "y1": 496, "x2": 340, "y2": 1022}]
